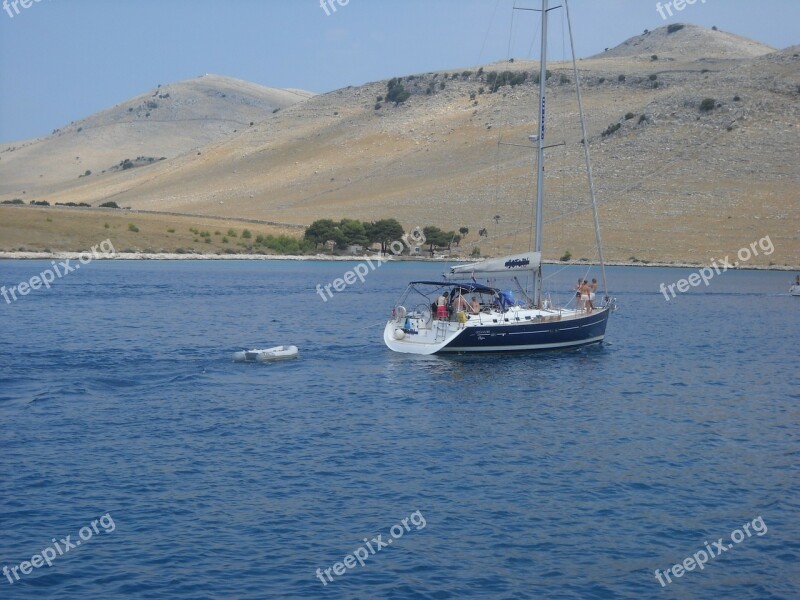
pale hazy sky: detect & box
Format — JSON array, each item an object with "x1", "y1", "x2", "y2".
[{"x1": 0, "y1": 0, "x2": 797, "y2": 142}]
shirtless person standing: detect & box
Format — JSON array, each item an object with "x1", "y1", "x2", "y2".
[{"x1": 579, "y1": 280, "x2": 591, "y2": 313}]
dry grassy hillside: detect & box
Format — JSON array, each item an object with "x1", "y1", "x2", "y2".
[
  {"x1": 0, "y1": 205, "x2": 301, "y2": 255},
  {"x1": 0, "y1": 75, "x2": 314, "y2": 193},
  {"x1": 1, "y1": 24, "x2": 798, "y2": 266}
]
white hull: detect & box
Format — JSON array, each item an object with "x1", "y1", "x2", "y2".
[{"x1": 791, "y1": 284, "x2": 800, "y2": 296}]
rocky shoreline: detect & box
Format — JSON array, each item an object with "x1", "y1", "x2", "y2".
[{"x1": 0, "y1": 251, "x2": 795, "y2": 270}]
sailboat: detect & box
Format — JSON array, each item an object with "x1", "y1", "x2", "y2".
[{"x1": 383, "y1": 0, "x2": 615, "y2": 354}]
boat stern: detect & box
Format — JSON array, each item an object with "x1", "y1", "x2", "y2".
[{"x1": 383, "y1": 317, "x2": 463, "y2": 355}]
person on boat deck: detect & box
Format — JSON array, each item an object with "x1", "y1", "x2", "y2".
[
  {"x1": 452, "y1": 291, "x2": 468, "y2": 313},
  {"x1": 436, "y1": 291, "x2": 449, "y2": 320},
  {"x1": 469, "y1": 296, "x2": 481, "y2": 314},
  {"x1": 576, "y1": 278, "x2": 582, "y2": 305},
  {"x1": 580, "y1": 280, "x2": 591, "y2": 312},
  {"x1": 589, "y1": 278, "x2": 598, "y2": 305}
]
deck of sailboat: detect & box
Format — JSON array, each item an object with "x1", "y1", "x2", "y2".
[
  {"x1": 403, "y1": 304, "x2": 608, "y2": 335},
  {"x1": 457, "y1": 305, "x2": 601, "y2": 325}
]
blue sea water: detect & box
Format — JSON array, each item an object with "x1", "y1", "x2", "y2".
[{"x1": 0, "y1": 259, "x2": 798, "y2": 599}]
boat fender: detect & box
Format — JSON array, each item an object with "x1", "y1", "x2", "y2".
[{"x1": 394, "y1": 328, "x2": 406, "y2": 340}]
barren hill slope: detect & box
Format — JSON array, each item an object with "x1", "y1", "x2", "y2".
[
  {"x1": 0, "y1": 75, "x2": 314, "y2": 193},
  {"x1": 1, "y1": 25, "x2": 798, "y2": 265},
  {"x1": 595, "y1": 23, "x2": 774, "y2": 60}
]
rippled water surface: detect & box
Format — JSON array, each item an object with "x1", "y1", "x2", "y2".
[{"x1": 0, "y1": 260, "x2": 798, "y2": 599}]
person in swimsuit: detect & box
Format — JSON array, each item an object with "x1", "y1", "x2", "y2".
[
  {"x1": 589, "y1": 278, "x2": 598, "y2": 309},
  {"x1": 580, "y1": 280, "x2": 591, "y2": 313},
  {"x1": 469, "y1": 296, "x2": 481, "y2": 314},
  {"x1": 436, "y1": 291, "x2": 449, "y2": 320}
]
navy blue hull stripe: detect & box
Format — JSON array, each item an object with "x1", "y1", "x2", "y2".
[{"x1": 443, "y1": 309, "x2": 610, "y2": 351}]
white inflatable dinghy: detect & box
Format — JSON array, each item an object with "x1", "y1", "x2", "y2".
[{"x1": 233, "y1": 345, "x2": 299, "y2": 363}]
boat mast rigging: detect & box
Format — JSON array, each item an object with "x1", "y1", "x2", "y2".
[
  {"x1": 564, "y1": 0, "x2": 608, "y2": 299},
  {"x1": 515, "y1": 0, "x2": 559, "y2": 306}
]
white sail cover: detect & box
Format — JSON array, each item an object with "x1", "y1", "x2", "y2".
[{"x1": 449, "y1": 252, "x2": 541, "y2": 276}]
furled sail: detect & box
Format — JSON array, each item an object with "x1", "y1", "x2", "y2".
[{"x1": 448, "y1": 252, "x2": 541, "y2": 276}]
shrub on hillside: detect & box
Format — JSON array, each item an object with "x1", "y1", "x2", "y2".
[
  {"x1": 386, "y1": 78, "x2": 410, "y2": 104},
  {"x1": 699, "y1": 98, "x2": 716, "y2": 112},
  {"x1": 486, "y1": 70, "x2": 529, "y2": 92}
]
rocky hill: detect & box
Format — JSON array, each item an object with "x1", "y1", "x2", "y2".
[
  {"x1": 1, "y1": 24, "x2": 797, "y2": 266},
  {"x1": 0, "y1": 75, "x2": 314, "y2": 193},
  {"x1": 595, "y1": 23, "x2": 775, "y2": 60}
]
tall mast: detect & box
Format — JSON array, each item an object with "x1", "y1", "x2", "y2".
[{"x1": 533, "y1": 0, "x2": 548, "y2": 306}]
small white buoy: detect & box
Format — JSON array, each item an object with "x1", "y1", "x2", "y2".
[{"x1": 394, "y1": 329, "x2": 406, "y2": 340}]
